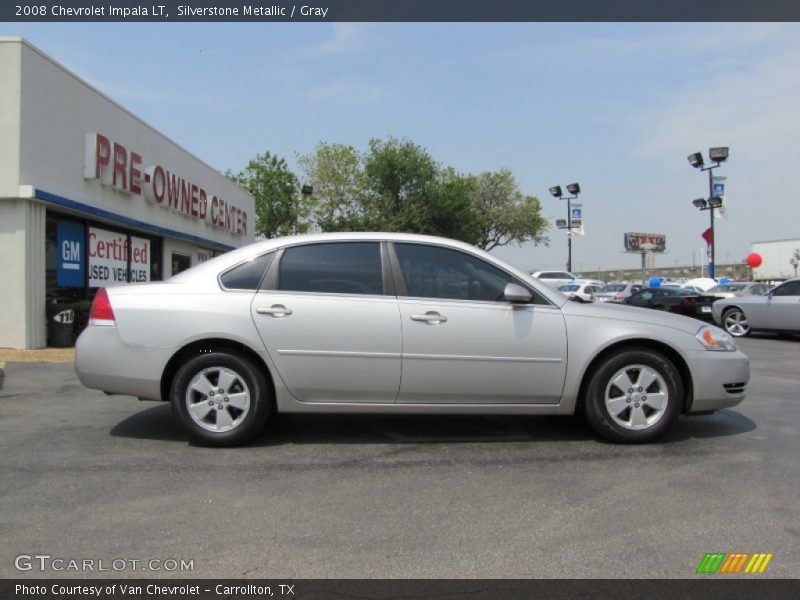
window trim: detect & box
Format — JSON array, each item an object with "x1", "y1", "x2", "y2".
[
  {"x1": 218, "y1": 251, "x2": 275, "y2": 292},
  {"x1": 388, "y1": 241, "x2": 552, "y2": 307}
]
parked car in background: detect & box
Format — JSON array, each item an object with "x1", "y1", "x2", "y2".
[
  {"x1": 612, "y1": 287, "x2": 716, "y2": 320},
  {"x1": 531, "y1": 270, "x2": 577, "y2": 288},
  {"x1": 596, "y1": 282, "x2": 642, "y2": 303},
  {"x1": 75, "y1": 233, "x2": 748, "y2": 447},
  {"x1": 558, "y1": 282, "x2": 601, "y2": 303},
  {"x1": 712, "y1": 277, "x2": 800, "y2": 337},
  {"x1": 705, "y1": 282, "x2": 770, "y2": 299}
]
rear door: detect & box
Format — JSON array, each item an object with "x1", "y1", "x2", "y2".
[
  {"x1": 250, "y1": 241, "x2": 402, "y2": 403},
  {"x1": 391, "y1": 242, "x2": 567, "y2": 404}
]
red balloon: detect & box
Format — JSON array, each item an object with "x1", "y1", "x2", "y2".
[{"x1": 746, "y1": 252, "x2": 763, "y2": 268}]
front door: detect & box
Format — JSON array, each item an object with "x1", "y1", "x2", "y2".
[{"x1": 392, "y1": 242, "x2": 567, "y2": 404}]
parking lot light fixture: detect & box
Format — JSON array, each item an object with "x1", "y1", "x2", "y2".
[
  {"x1": 550, "y1": 182, "x2": 581, "y2": 272},
  {"x1": 688, "y1": 152, "x2": 705, "y2": 169},
  {"x1": 709, "y1": 147, "x2": 729, "y2": 163},
  {"x1": 566, "y1": 183, "x2": 581, "y2": 195},
  {"x1": 688, "y1": 147, "x2": 729, "y2": 279}
]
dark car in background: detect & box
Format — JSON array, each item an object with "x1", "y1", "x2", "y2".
[{"x1": 611, "y1": 287, "x2": 716, "y2": 320}]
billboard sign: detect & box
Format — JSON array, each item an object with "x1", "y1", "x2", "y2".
[{"x1": 624, "y1": 232, "x2": 666, "y2": 253}]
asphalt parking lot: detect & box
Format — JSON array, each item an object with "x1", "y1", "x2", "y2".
[{"x1": 1, "y1": 336, "x2": 798, "y2": 579}]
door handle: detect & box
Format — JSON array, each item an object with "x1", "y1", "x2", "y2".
[
  {"x1": 256, "y1": 304, "x2": 293, "y2": 317},
  {"x1": 411, "y1": 311, "x2": 447, "y2": 324}
]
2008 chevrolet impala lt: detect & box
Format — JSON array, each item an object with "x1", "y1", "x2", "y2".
[{"x1": 75, "y1": 233, "x2": 749, "y2": 446}]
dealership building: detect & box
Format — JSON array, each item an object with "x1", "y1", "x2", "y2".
[{"x1": 0, "y1": 37, "x2": 255, "y2": 349}]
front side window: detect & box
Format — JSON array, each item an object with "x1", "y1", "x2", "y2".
[
  {"x1": 394, "y1": 243, "x2": 519, "y2": 302},
  {"x1": 279, "y1": 242, "x2": 383, "y2": 295},
  {"x1": 772, "y1": 281, "x2": 800, "y2": 296}
]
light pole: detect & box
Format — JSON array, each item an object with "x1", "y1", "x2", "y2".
[
  {"x1": 549, "y1": 183, "x2": 581, "y2": 273},
  {"x1": 688, "y1": 147, "x2": 729, "y2": 279},
  {"x1": 297, "y1": 184, "x2": 313, "y2": 234}
]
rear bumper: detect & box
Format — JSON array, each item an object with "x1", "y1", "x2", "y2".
[
  {"x1": 685, "y1": 348, "x2": 750, "y2": 412},
  {"x1": 75, "y1": 326, "x2": 174, "y2": 400}
]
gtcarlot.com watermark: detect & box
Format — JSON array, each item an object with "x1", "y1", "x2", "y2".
[{"x1": 14, "y1": 554, "x2": 194, "y2": 573}]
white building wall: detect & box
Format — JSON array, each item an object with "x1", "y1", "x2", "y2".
[
  {"x1": 0, "y1": 199, "x2": 46, "y2": 348},
  {"x1": 16, "y1": 38, "x2": 253, "y2": 249},
  {"x1": 0, "y1": 40, "x2": 21, "y2": 197},
  {"x1": 0, "y1": 37, "x2": 256, "y2": 348}
]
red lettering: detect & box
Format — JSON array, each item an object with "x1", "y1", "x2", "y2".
[
  {"x1": 180, "y1": 179, "x2": 190, "y2": 214},
  {"x1": 88, "y1": 232, "x2": 97, "y2": 257},
  {"x1": 129, "y1": 152, "x2": 142, "y2": 194},
  {"x1": 190, "y1": 184, "x2": 199, "y2": 217},
  {"x1": 211, "y1": 196, "x2": 219, "y2": 226},
  {"x1": 152, "y1": 166, "x2": 165, "y2": 204},
  {"x1": 198, "y1": 189, "x2": 207, "y2": 219},
  {"x1": 167, "y1": 172, "x2": 180, "y2": 209},
  {"x1": 95, "y1": 134, "x2": 111, "y2": 179},
  {"x1": 112, "y1": 143, "x2": 127, "y2": 190}
]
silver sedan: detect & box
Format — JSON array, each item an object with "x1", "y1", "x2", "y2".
[
  {"x1": 712, "y1": 277, "x2": 800, "y2": 337},
  {"x1": 76, "y1": 233, "x2": 749, "y2": 446}
]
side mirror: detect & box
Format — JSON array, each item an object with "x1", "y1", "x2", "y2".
[{"x1": 503, "y1": 282, "x2": 533, "y2": 304}]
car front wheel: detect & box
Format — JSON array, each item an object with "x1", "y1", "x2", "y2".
[
  {"x1": 722, "y1": 307, "x2": 751, "y2": 337},
  {"x1": 584, "y1": 347, "x2": 683, "y2": 443},
  {"x1": 171, "y1": 351, "x2": 272, "y2": 446}
]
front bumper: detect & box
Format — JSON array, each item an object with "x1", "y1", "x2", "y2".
[
  {"x1": 685, "y1": 348, "x2": 750, "y2": 412},
  {"x1": 75, "y1": 326, "x2": 174, "y2": 400}
]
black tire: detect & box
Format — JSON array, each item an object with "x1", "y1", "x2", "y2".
[
  {"x1": 170, "y1": 351, "x2": 272, "y2": 447},
  {"x1": 722, "y1": 307, "x2": 751, "y2": 338},
  {"x1": 584, "y1": 347, "x2": 683, "y2": 443},
  {"x1": 653, "y1": 305, "x2": 667, "y2": 311}
]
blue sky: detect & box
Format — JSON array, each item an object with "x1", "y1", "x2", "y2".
[{"x1": 3, "y1": 22, "x2": 799, "y2": 273}]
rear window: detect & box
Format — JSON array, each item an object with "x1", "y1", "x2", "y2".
[
  {"x1": 540, "y1": 272, "x2": 572, "y2": 279},
  {"x1": 220, "y1": 253, "x2": 274, "y2": 290},
  {"x1": 559, "y1": 284, "x2": 580, "y2": 292},
  {"x1": 602, "y1": 284, "x2": 626, "y2": 292}
]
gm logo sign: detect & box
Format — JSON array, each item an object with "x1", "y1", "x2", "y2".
[{"x1": 696, "y1": 552, "x2": 773, "y2": 574}]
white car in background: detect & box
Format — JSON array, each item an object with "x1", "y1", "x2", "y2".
[
  {"x1": 595, "y1": 283, "x2": 643, "y2": 303},
  {"x1": 558, "y1": 282, "x2": 601, "y2": 303},
  {"x1": 531, "y1": 270, "x2": 577, "y2": 288}
]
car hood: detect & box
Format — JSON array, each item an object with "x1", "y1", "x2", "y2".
[{"x1": 559, "y1": 300, "x2": 704, "y2": 334}]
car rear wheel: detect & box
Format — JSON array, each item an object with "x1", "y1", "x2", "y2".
[
  {"x1": 171, "y1": 351, "x2": 272, "y2": 446},
  {"x1": 722, "y1": 307, "x2": 751, "y2": 337},
  {"x1": 584, "y1": 347, "x2": 683, "y2": 443}
]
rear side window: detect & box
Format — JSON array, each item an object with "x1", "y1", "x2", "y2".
[
  {"x1": 279, "y1": 242, "x2": 383, "y2": 295},
  {"x1": 220, "y1": 253, "x2": 274, "y2": 290}
]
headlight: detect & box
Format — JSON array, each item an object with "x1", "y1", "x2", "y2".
[{"x1": 696, "y1": 325, "x2": 737, "y2": 352}]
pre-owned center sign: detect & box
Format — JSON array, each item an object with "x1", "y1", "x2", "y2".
[
  {"x1": 83, "y1": 133, "x2": 248, "y2": 236},
  {"x1": 88, "y1": 227, "x2": 150, "y2": 287}
]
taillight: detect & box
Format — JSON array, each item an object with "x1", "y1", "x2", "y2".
[
  {"x1": 614, "y1": 293, "x2": 622, "y2": 301},
  {"x1": 89, "y1": 288, "x2": 116, "y2": 326},
  {"x1": 682, "y1": 297, "x2": 697, "y2": 307},
  {"x1": 589, "y1": 294, "x2": 596, "y2": 302}
]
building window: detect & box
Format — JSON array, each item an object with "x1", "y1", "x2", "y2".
[{"x1": 171, "y1": 253, "x2": 192, "y2": 276}]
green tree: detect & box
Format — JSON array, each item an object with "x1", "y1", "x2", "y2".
[
  {"x1": 469, "y1": 170, "x2": 549, "y2": 251},
  {"x1": 229, "y1": 151, "x2": 309, "y2": 238},
  {"x1": 296, "y1": 142, "x2": 365, "y2": 231},
  {"x1": 361, "y1": 137, "x2": 439, "y2": 232}
]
